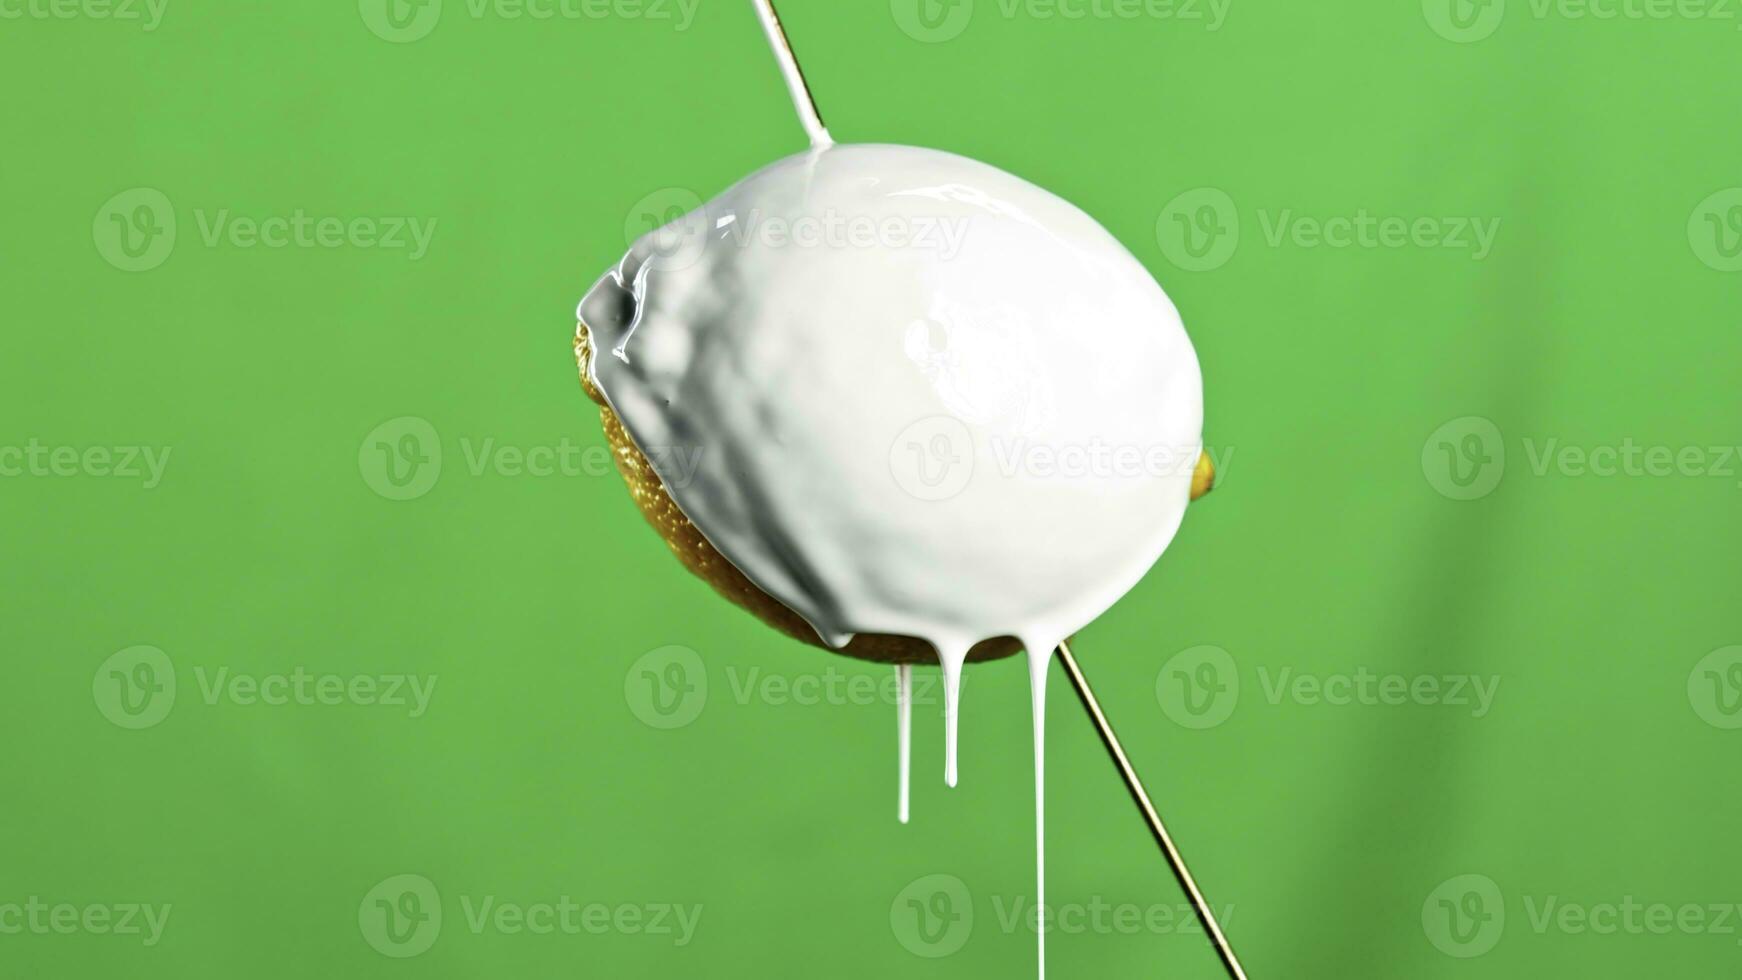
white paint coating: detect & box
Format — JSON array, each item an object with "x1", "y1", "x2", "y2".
[
  {"x1": 579, "y1": 144, "x2": 1201, "y2": 669},
  {"x1": 578, "y1": 143, "x2": 1203, "y2": 980}
]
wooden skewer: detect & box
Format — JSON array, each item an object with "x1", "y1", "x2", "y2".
[
  {"x1": 1057, "y1": 640, "x2": 1252, "y2": 980},
  {"x1": 750, "y1": 0, "x2": 832, "y2": 147},
  {"x1": 747, "y1": 4, "x2": 1251, "y2": 975}
]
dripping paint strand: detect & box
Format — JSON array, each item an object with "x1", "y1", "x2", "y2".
[{"x1": 897, "y1": 663, "x2": 912, "y2": 824}]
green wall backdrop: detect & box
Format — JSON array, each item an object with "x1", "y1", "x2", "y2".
[{"x1": 5, "y1": 0, "x2": 1742, "y2": 976}]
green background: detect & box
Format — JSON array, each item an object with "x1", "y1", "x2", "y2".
[{"x1": 5, "y1": 0, "x2": 1741, "y2": 976}]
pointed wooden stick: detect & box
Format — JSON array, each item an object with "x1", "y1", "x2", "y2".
[
  {"x1": 750, "y1": 0, "x2": 832, "y2": 147},
  {"x1": 744, "y1": 6, "x2": 1248, "y2": 974},
  {"x1": 1056, "y1": 639, "x2": 1252, "y2": 980}
]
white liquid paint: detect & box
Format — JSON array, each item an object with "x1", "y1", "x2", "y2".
[
  {"x1": 940, "y1": 645, "x2": 964, "y2": 788},
  {"x1": 579, "y1": 144, "x2": 1201, "y2": 979},
  {"x1": 580, "y1": 146, "x2": 1200, "y2": 660},
  {"x1": 1024, "y1": 642, "x2": 1055, "y2": 980},
  {"x1": 897, "y1": 663, "x2": 911, "y2": 824}
]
